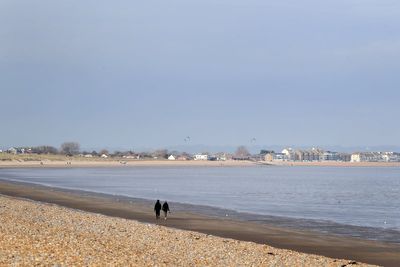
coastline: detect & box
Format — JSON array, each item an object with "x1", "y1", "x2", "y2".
[
  {"x1": 270, "y1": 161, "x2": 400, "y2": 167},
  {"x1": 1, "y1": 159, "x2": 400, "y2": 169},
  {"x1": 0, "y1": 159, "x2": 258, "y2": 168},
  {"x1": 0, "y1": 194, "x2": 377, "y2": 267},
  {"x1": 0, "y1": 180, "x2": 399, "y2": 266}
]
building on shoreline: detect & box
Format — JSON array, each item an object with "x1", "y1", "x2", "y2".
[
  {"x1": 294, "y1": 148, "x2": 323, "y2": 162},
  {"x1": 263, "y1": 148, "x2": 351, "y2": 162},
  {"x1": 194, "y1": 154, "x2": 208, "y2": 160},
  {"x1": 351, "y1": 152, "x2": 400, "y2": 162}
]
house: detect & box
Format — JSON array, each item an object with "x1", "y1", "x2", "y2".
[
  {"x1": 84, "y1": 154, "x2": 93, "y2": 158},
  {"x1": 281, "y1": 148, "x2": 294, "y2": 161},
  {"x1": 123, "y1": 155, "x2": 137, "y2": 159},
  {"x1": 274, "y1": 153, "x2": 286, "y2": 161},
  {"x1": 217, "y1": 155, "x2": 227, "y2": 161},
  {"x1": 351, "y1": 152, "x2": 383, "y2": 162},
  {"x1": 194, "y1": 154, "x2": 208, "y2": 160},
  {"x1": 101, "y1": 154, "x2": 108, "y2": 158},
  {"x1": 177, "y1": 156, "x2": 189, "y2": 161},
  {"x1": 321, "y1": 151, "x2": 339, "y2": 161},
  {"x1": 214, "y1": 152, "x2": 227, "y2": 161},
  {"x1": 382, "y1": 152, "x2": 400, "y2": 162},
  {"x1": 295, "y1": 149, "x2": 323, "y2": 162},
  {"x1": 7, "y1": 147, "x2": 17, "y2": 154},
  {"x1": 264, "y1": 153, "x2": 274, "y2": 162},
  {"x1": 351, "y1": 153, "x2": 361, "y2": 162},
  {"x1": 208, "y1": 155, "x2": 218, "y2": 161},
  {"x1": 337, "y1": 153, "x2": 351, "y2": 162},
  {"x1": 168, "y1": 155, "x2": 176, "y2": 160}
]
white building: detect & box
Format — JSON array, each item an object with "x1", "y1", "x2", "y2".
[
  {"x1": 351, "y1": 152, "x2": 384, "y2": 162},
  {"x1": 7, "y1": 147, "x2": 17, "y2": 154},
  {"x1": 350, "y1": 153, "x2": 361, "y2": 162},
  {"x1": 382, "y1": 152, "x2": 400, "y2": 162},
  {"x1": 273, "y1": 153, "x2": 286, "y2": 161},
  {"x1": 194, "y1": 154, "x2": 208, "y2": 160},
  {"x1": 281, "y1": 148, "x2": 294, "y2": 161},
  {"x1": 321, "y1": 151, "x2": 339, "y2": 161},
  {"x1": 168, "y1": 155, "x2": 176, "y2": 160},
  {"x1": 217, "y1": 155, "x2": 227, "y2": 161},
  {"x1": 101, "y1": 154, "x2": 108, "y2": 158}
]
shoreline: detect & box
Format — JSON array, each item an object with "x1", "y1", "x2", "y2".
[
  {"x1": 1, "y1": 159, "x2": 400, "y2": 169},
  {"x1": 0, "y1": 194, "x2": 376, "y2": 266},
  {"x1": 0, "y1": 159, "x2": 258, "y2": 168},
  {"x1": 0, "y1": 180, "x2": 399, "y2": 266},
  {"x1": 270, "y1": 161, "x2": 400, "y2": 167},
  {"x1": 2, "y1": 178, "x2": 399, "y2": 244}
]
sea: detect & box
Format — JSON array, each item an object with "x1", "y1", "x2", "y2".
[{"x1": 1, "y1": 166, "x2": 399, "y2": 243}]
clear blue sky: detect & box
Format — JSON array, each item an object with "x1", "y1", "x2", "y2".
[{"x1": 1, "y1": 0, "x2": 399, "y2": 150}]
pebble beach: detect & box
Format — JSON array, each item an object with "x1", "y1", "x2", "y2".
[{"x1": 0, "y1": 195, "x2": 376, "y2": 266}]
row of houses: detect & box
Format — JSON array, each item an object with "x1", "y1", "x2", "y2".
[
  {"x1": 264, "y1": 148, "x2": 400, "y2": 162},
  {"x1": 168, "y1": 154, "x2": 227, "y2": 161},
  {"x1": 3, "y1": 146, "x2": 400, "y2": 163},
  {"x1": 264, "y1": 148, "x2": 350, "y2": 162},
  {"x1": 350, "y1": 152, "x2": 400, "y2": 162},
  {"x1": 2, "y1": 147, "x2": 29, "y2": 154}
]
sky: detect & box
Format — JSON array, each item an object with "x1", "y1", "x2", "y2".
[{"x1": 1, "y1": 0, "x2": 399, "y2": 151}]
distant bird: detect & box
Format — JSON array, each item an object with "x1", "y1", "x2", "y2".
[
  {"x1": 184, "y1": 136, "x2": 191, "y2": 142},
  {"x1": 250, "y1": 137, "x2": 256, "y2": 143}
]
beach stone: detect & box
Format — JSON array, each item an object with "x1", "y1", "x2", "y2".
[{"x1": 0, "y1": 195, "x2": 377, "y2": 267}]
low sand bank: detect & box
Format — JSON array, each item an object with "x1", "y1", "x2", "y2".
[
  {"x1": 0, "y1": 159, "x2": 257, "y2": 168},
  {"x1": 0, "y1": 180, "x2": 399, "y2": 266},
  {"x1": 0, "y1": 194, "x2": 376, "y2": 266},
  {"x1": 1, "y1": 158, "x2": 399, "y2": 169}
]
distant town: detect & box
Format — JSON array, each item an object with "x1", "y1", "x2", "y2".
[{"x1": 1, "y1": 142, "x2": 400, "y2": 163}]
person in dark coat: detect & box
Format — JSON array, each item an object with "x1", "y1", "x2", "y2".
[
  {"x1": 162, "y1": 201, "x2": 170, "y2": 220},
  {"x1": 154, "y1": 200, "x2": 161, "y2": 219}
]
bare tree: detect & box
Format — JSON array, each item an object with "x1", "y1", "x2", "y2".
[
  {"x1": 235, "y1": 146, "x2": 250, "y2": 158},
  {"x1": 60, "y1": 142, "x2": 80, "y2": 156},
  {"x1": 32, "y1": 146, "x2": 58, "y2": 154},
  {"x1": 153, "y1": 149, "x2": 168, "y2": 159},
  {"x1": 100, "y1": 149, "x2": 109, "y2": 155}
]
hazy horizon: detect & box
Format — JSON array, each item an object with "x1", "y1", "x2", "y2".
[{"x1": 1, "y1": 0, "x2": 399, "y2": 149}]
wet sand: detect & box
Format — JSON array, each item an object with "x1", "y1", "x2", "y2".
[{"x1": 0, "y1": 180, "x2": 399, "y2": 266}]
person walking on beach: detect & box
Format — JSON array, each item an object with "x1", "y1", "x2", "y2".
[
  {"x1": 162, "y1": 201, "x2": 170, "y2": 220},
  {"x1": 154, "y1": 200, "x2": 162, "y2": 220}
]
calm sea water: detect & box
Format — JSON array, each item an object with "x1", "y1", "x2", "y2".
[{"x1": 1, "y1": 166, "x2": 399, "y2": 242}]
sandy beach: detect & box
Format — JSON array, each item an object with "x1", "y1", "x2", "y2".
[
  {"x1": 1, "y1": 180, "x2": 399, "y2": 266},
  {"x1": 0, "y1": 159, "x2": 257, "y2": 168}
]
